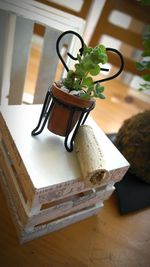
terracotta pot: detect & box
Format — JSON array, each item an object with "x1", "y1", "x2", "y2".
[{"x1": 47, "y1": 83, "x2": 95, "y2": 136}]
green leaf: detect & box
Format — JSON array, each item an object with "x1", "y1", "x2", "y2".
[
  {"x1": 77, "y1": 54, "x2": 81, "y2": 62},
  {"x1": 92, "y1": 83, "x2": 106, "y2": 99},
  {"x1": 67, "y1": 70, "x2": 75, "y2": 78},
  {"x1": 136, "y1": 62, "x2": 144, "y2": 71},
  {"x1": 61, "y1": 40, "x2": 108, "y2": 100},
  {"x1": 93, "y1": 90, "x2": 106, "y2": 99},
  {"x1": 87, "y1": 84, "x2": 94, "y2": 94},
  {"x1": 143, "y1": 31, "x2": 150, "y2": 40},
  {"x1": 143, "y1": 39, "x2": 150, "y2": 50},
  {"x1": 136, "y1": 61, "x2": 150, "y2": 71},
  {"x1": 75, "y1": 69, "x2": 85, "y2": 79},
  {"x1": 83, "y1": 44, "x2": 92, "y2": 55},
  {"x1": 141, "y1": 50, "x2": 150, "y2": 57},
  {"x1": 99, "y1": 93, "x2": 106, "y2": 99},
  {"x1": 90, "y1": 45, "x2": 108, "y2": 64},
  {"x1": 142, "y1": 74, "x2": 150, "y2": 81},
  {"x1": 73, "y1": 80, "x2": 82, "y2": 90},
  {"x1": 75, "y1": 63, "x2": 79, "y2": 70},
  {"x1": 89, "y1": 65, "x2": 100, "y2": 75},
  {"x1": 80, "y1": 92, "x2": 91, "y2": 100},
  {"x1": 96, "y1": 84, "x2": 104, "y2": 93},
  {"x1": 139, "y1": 0, "x2": 150, "y2": 6},
  {"x1": 84, "y1": 62, "x2": 94, "y2": 72},
  {"x1": 82, "y1": 77, "x2": 93, "y2": 86},
  {"x1": 139, "y1": 83, "x2": 150, "y2": 90}
]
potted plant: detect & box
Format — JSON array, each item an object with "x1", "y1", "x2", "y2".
[
  {"x1": 32, "y1": 31, "x2": 124, "y2": 151},
  {"x1": 47, "y1": 41, "x2": 108, "y2": 136}
]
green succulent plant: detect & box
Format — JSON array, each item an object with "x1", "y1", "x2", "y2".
[
  {"x1": 136, "y1": 0, "x2": 150, "y2": 91},
  {"x1": 62, "y1": 44, "x2": 108, "y2": 100},
  {"x1": 136, "y1": 26, "x2": 150, "y2": 91}
]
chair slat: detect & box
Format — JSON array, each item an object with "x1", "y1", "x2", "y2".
[
  {"x1": 33, "y1": 28, "x2": 61, "y2": 104},
  {"x1": 33, "y1": 28, "x2": 74, "y2": 104},
  {"x1": 9, "y1": 16, "x2": 34, "y2": 104},
  {"x1": 0, "y1": 10, "x2": 8, "y2": 104}
]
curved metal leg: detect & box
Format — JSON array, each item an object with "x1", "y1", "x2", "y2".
[
  {"x1": 64, "y1": 109, "x2": 90, "y2": 152},
  {"x1": 31, "y1": 89, "x2": 52, "y2": 136},
  {"x1": 64, "y1": 102, "x2": 96, "y2": 152},
  {"x1": 64, "y1": 109, "x2": 76, "y2": 152},
  {"x1": 32, "y1": 89, "x2": 95, "y2": 152}
]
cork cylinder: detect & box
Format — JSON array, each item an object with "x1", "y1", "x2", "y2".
[{"x1": 74, "y1": 125, "x2": 109, "y2": 188}]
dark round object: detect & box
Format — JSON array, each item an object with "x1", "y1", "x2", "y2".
[{"x1": 115, "y1": 110, "x2": 150, "y2": 183}]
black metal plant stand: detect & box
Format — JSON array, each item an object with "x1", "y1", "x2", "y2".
[
  {"x1": 31, "y1": 86, "x2": 95, "y2": 152},
  {"x1": 31, "y1": 30, "x2": 124, "y2": 152}
]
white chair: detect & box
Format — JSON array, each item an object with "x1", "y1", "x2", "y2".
[
  {"x1": 0, "y1": 0, "x2": 85, "y2": 105},
  {"x1": 0, "y1": 0, "x2": 129, "y2": 243}
]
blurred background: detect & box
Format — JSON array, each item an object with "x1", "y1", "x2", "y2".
[
  {"x1": 33, "y1": 0, "x2": 150, "y2": 102},
  {"x1": 22, "y1": 0, "x2": 150, "y2": 133}
]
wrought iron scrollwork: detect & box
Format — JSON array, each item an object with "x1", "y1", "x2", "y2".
[{"x1": 31, "y1": 30, "x2": 124, "y2": 152}]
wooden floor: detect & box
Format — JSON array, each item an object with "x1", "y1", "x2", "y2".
[
  {"x1": 0, "y1": 43, "x2": 150, "y2": 267},
  {"x1": 0, "y1": 188, "x2": 150, "y2": 267}
]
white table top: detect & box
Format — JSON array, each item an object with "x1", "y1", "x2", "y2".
[{"x1": 0, "y1": 105, "x2": 129, "y2": 189}]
